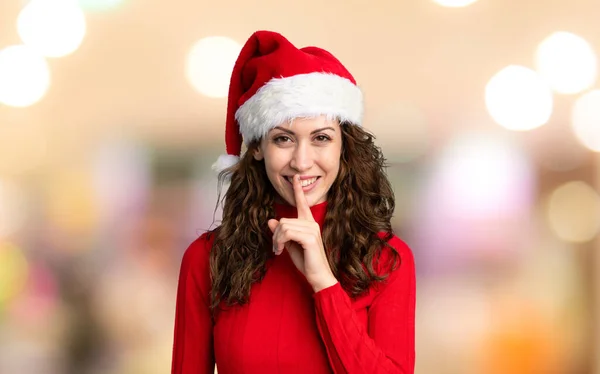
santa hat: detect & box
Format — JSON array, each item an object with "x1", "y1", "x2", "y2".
[{"x1": 212, "y1": 30, "x2": 364, "y2": 174}]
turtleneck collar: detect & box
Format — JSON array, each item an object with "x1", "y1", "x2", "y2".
[{"x1": 273, "y1": 200, "x2": 328, "y2": 229}]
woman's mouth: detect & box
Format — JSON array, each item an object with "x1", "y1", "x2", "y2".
[{"x1": 285, "y1": 176, "x2": 321, "y2": 191}]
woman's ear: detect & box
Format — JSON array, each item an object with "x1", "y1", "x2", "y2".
[{"x1": 254, "y1": 147, "x2": 264, "y2": 161}]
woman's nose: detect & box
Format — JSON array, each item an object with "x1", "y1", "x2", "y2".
[{"x1": 289, "y1": 142, "x2": 314, "y2": 171}]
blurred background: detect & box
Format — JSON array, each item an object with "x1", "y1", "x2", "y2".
[{"x1": 0, "y1": 0, "x2": 599, "y2": 373}]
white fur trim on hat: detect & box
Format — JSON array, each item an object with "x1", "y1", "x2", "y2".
[
  {"x1": 235, "y1": 72, "x2": 363, "y2": 144},
  {"x1": 212, "y1": 154, "x2": 240, "y2": 174}
]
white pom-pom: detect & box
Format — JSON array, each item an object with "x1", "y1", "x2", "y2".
[{"x1": 211, "y1": 154, "x2": 240, "y2": 174}]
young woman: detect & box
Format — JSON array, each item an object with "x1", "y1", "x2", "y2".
[{"x1": 172, "y1": 30, "x2": 416, "y2": 374}]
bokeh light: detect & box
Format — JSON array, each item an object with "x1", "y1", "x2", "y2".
[
  {"x1": 413, "y1": 131, "x2": 536, "y2": 273},
  {"x1": 547, "y1": 181, "x2": 600, "y2": 243},
  {"x1": 479, "y1": 293, "x2": 563, "y2": 374},
  {"x1": 17, "y1": 0, "x2": 87, "y2": 58},
  {"x1": 185, "y1": 36, "x2": 241, "y2": 98},
  {"x1": 435, "y1": 131, "x2": 535, "y2": 216},
  {"x1": 485, "y1": 65, "x2": 553, "y2": 131},
  {"x1": 535, "y1": 32, "x2": 597, "y2": 95},
  {"x1": 0, "y1": 243, "x2": 29, "y2": 307},
  {"x1": 571, "y1": 89, "x2": 600, "y2": 152},
  {"x1": 0, "y1": 45, "x2": 50, "y2": 107},
  {"x1": 7, "y1": 262, "x2": 59, "y2": 323}
]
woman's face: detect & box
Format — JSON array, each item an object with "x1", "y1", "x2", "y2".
[{"x1": 255, "y1": 116, "x2": 342, "y2": 207}]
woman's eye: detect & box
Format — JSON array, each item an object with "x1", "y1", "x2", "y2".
[
  {"x1": 273, "y1": 135, "x2": 291, "y2": 143},
  {"x1": 315, "y1": 135, "x2": 331, "y2": 142}
]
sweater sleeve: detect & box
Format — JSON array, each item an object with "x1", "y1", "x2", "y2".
[
  {"x1": 313, "y1": 235, "x2": 416, "y2": 374},
  {"x1": 171, "y1": 233, "x2": 216, "y2": 374}
]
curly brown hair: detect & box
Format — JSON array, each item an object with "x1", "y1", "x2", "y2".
[{"x1": 208, "y1": 123, "x2": 399, "y2": 312}]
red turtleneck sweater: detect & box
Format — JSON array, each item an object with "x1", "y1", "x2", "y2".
[{"x1": 171, "y1": 201, "x2": 416, "y2": 373}]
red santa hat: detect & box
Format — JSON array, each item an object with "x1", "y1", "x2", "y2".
[{"x1": 212, "y1": 30, "x2": 364, "y2": 174}]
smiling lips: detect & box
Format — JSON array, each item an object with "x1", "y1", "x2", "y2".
[{"x1": 285, "y1": 176, "x2": 320, "y2": 187}]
